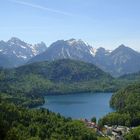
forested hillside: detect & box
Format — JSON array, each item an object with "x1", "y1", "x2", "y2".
[
  {"x1": 119, "y1": 71, "x2": 140, "y2": 81},
  {"x1": 0, "y1": 59, "x2": 113, "y2": 140},
  {"x1": 99, "y1": 83, "x2": 140, "y2": 127},
  {"x1": 0, "y1": 59, "x2": 118, "y2": 107},
  {"x1": 0, "y1": 59, "x2": 140, "y2": 139},
  {"x1": 0, "y1": 100, "x2": 97, "y2": 140}
]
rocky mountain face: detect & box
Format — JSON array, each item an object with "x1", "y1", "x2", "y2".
[
  {"x1": 0, "y1": 37, "x2": 47, "y2": 67},
  {"x1": 29, "y1": 39, "x2": 96, "y2": 63},
  {"x1": 0, "y1": 53, "x2": 12, "y2": 67},
  {"x1": 29, "y1": 39, "x2": 140, "y2": 77},
  {"x1": 108, "y1": 44, "x2": 140, "y2": 76},
  {"x1": 1, "y1": 37, "x2": 140, "y2": 76}
]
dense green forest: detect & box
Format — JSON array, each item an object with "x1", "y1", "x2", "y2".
[
  {"x1": 0, "y1": 59, "x2": 140, "y2": 139},
  {"x1": 0, "y1": 59, "x2": 116, "y2": 140},
  {"x1": 0, "y1": 59, "x2": 117, "y2": 107},
  {"x1": 119, "y1": 71, "x2": 140, "y2": 81},
  {"x1": 98, "y1": 83, "x2": 140, "y2": 128},
  {"x1": 0, "y1": 100, "x2": 98, "y2": 140},
  {"x1": 0, "y1": 59, "x2": 135, "y2": 107}
]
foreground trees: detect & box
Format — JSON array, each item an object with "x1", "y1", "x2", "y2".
[
  {"x1": 0, "y1": 102, "x2": 97, "y2": 140},
  {"x1": 98, "y1": 83, "x2": 140, "y2": 127},
  {"x1": 91, "y1": 117, "x2": 97, "y2": 123}
]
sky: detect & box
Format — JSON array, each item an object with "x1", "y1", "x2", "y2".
[{"x1": 0, "y1": 0, "x2": 140, "y2": 51}]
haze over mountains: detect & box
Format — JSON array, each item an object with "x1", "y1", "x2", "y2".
[
  {"x1": 0, "y1": 37, "x2": 140, "y2": 77},
  {"x1": 0, "y1": 37, "x2": 47, "y2": 67},
  {"x1": 29, "y1": 39, "x2": 140, "y2": 77}
]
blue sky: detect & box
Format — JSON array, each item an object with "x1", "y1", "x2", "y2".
[{"x1": 0, "y1": 0, "x2": 140, "y2": 51}]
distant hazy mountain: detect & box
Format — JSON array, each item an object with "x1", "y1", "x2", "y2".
[
  {"x1": 119, "y1": 70, "x2": 140, "y2": 81},
  {"x1": 94, "y1": 45, "x2": 140, "y2": 76},
  {"x1": 29, "y1": 40, "x2": 140, "y2": 77},
  {"x1": 28, "y1": 39, "x2": 97, "y2": 63},
  {"x1": 0, "y1": 37, "x2": 47, "y2": 67},
  {"x1": 0, "y1": 53, "x2": 12, "y2": 67},
  {"x1": 92, "y1": 47, "x2": 111, "y2": 72},
  {"x1": 108, "y1": 44, "x2": 140, "y2": 76},
  {"x1": 1, "y1": 37, "x2": 140, "y2": 76}
]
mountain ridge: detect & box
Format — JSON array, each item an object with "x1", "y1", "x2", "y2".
[
  {"x1": 1, "y1": 37, "x2": 140, "y2": 77},
  {"x1": 17, "y1": 59, "x2": 113, "y2": 83},
  {"x1": 0, "y1": 59, "x2": 116, "y2": 97},
  {"x1": 29, "y1": 39, "x2": 140, "y2": 76},
  {"x1": 0, "y1": 37, "x2": 47, "y2": 67}
]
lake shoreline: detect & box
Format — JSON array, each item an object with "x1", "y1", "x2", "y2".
[{"x1": 44, "y1": 91, "x2": 114, "y2": 96}]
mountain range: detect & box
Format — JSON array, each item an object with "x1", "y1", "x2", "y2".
[
  {"x1": 0, "y1": 37, "x2": 47, "y2": 67},
  {"x1": 28, "y1": 39, "x2": 140, "y2": 77},
  {"x1": 0, "y1": 37, "x2": 140, "y2": 76}
]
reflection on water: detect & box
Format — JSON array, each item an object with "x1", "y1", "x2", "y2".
[{"x1": 48, "y1": 101, "x2": 87, "y2": 105}]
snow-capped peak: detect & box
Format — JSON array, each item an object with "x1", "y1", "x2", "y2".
[
  {"x1": 8, "y1": 37, "x2": 22, "y2": 43},
  {"x1": 67, "y1": 39, "x2": 78, "y2": 46},
  {"x1": 67, "y1": 39, "x2": 88, "y2": 47},
  {"x1": 0, "y1": 37, "x2": 47, "y2": 67},
  {"x1": 89, "y1": 47, "x2": 97, "y2": 57}
]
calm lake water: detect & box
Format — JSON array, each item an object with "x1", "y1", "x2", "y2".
[{"x1": 41, "y1": 92, "x2": 114, "y2": 120}]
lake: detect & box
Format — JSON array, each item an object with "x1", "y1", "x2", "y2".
[{"x1": 41, "y1": 92, "x2": 114, "y2": 120}]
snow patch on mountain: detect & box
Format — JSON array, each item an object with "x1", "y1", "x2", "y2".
[
  {"x1": 89, "y1": 48, "x2": 97, "y2": 57},
  {"x1": 0, "y1": 37, "x2": 47, "y2": 67}
]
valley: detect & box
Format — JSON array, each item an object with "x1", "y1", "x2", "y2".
[
  {"x1": 1, "y1": 0, "x2": 140, "y2": 139},
  {"x1": 1, "y1": 37, "x2": 140, "y2": 77},
  {"x1": 0, "y1": 38, "x2": 140, "y2": 140}
]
